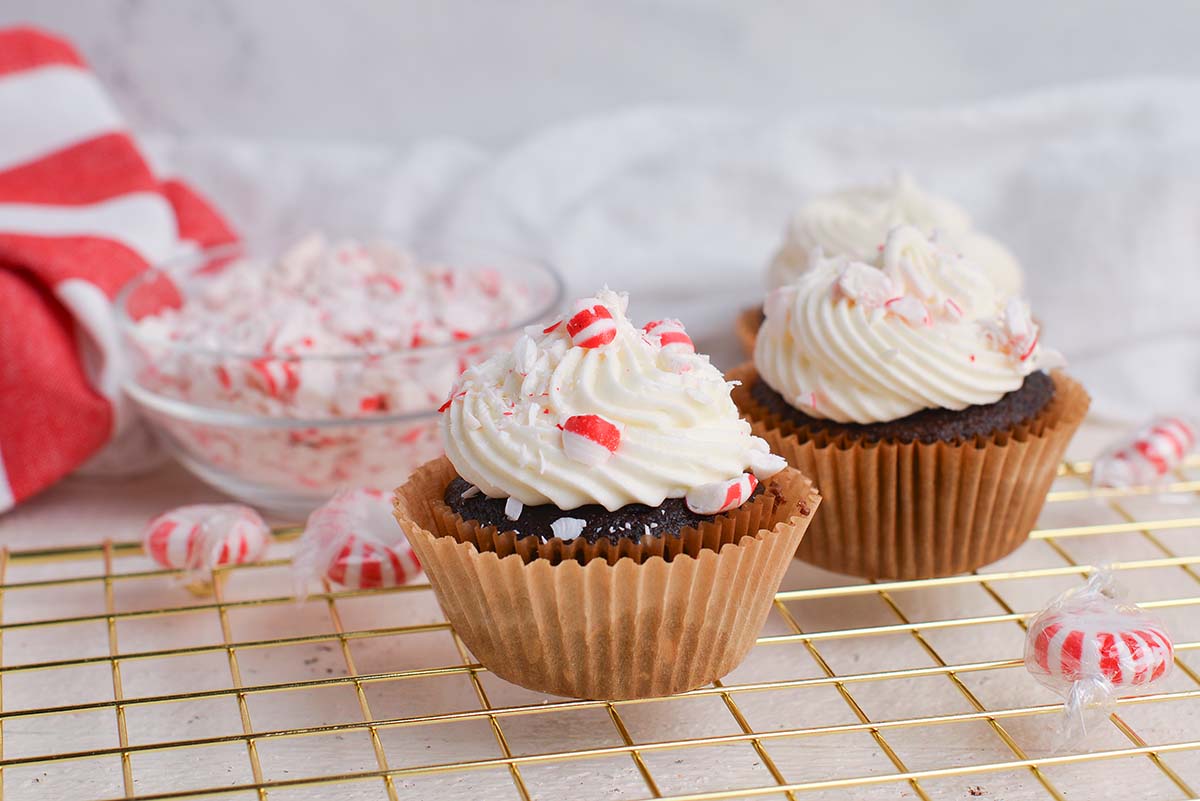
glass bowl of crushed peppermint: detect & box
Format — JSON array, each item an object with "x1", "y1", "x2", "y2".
[{"x1": 116, "y1": 234, "x2": 564, "y2": 517}]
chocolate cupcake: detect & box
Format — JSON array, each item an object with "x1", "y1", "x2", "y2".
[
  {"x1": 394, "y1": 290, "x2": 819, "y2": 699},
  {"x1": 737, "y1": 173, "x2": 1023, "y2": 356},
  {"x1": 734, "y1": 225, "x2": 1087, "y2": 579}
]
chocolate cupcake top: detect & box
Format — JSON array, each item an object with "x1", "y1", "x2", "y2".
[
  {"x1": 440, "y1": 289, "x2": 785, "y2": 513},
  {"x1": 767, "y1": 173, "x2": 1022, "y2": 297},
  {"x1": 755, "y1": 225, "x2": 1063, "y2": 425}
]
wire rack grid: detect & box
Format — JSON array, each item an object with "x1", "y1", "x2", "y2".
[{"x1": 4, "y1": 457, "x2": 1200, "y2": 801}]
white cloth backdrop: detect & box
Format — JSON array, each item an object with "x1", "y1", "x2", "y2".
[{"x1": 147, "y1": 79, "x2": 1200, "y2": 423}]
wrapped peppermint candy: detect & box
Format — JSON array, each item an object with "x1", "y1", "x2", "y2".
[
  {"x1": 143, "y1": 504, "x2": 271, "y2": 594},
  {"x1": 1025, "y1": 569, "x2": 1173, "y2": 737},
  {"x1": 1092, "y1": 416, "x2": 1196, "y2": 488},
  {"x1": 292, "y1": 487, "x2": 422, "y2": 593}
]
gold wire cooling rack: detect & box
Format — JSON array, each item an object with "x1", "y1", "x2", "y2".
[{"x1": 4, "y1": 458, "x2": 1200, "y2": 801}]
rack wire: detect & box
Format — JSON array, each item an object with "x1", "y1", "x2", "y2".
[{"x1": 4, "y1": 457, "x2": 1200, "y2": 800}]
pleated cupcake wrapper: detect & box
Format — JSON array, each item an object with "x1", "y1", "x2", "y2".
[
  {"x1": 393, "y1": 456, "x2": 820, "y2": 699},
  {"x1": 735, "y1": 304, "x2": 763, "y2": 358},
  {"x1": 730, "y1": 365, "x2": 1089, "y2": 580}
]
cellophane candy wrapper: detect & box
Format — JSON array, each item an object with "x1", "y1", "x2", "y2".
[
  {"x1": 1024, "y1": 568, "x2": 1174, "y2": 740},
  {"x1": 292, "y1": 487, "x2": 422, "y2": 595},
  {"x1": 1092, "y1": 416, "x2": 1196, "y2": 488},
  {"x1": 143, "y1": 504, "x2": 272, "y2": 580}
]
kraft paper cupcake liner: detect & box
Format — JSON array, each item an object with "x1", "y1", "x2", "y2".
[
  {"x1": 393, "y1": 456, "x2": 820, "y2": 699},
  {"x1": 735, "y1": 304, "x2": 763, "y2": 358},
  {"x1": 730, "y1": 365, "x2": 1089, "y2": 580}
]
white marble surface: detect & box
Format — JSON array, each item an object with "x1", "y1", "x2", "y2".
[{"x1": 4, "y1": 1, "x2": 1200, "y2": 146}]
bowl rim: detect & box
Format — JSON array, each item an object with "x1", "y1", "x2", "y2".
[
  {"x1": 114, "y1": 239, "x2": 566, "y2": 363},
  {"x1": 125, "y1": 380, "x2": 441, "y2": 428}
]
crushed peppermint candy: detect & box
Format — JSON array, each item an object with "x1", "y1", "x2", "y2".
[
  {"x1": 884, "y1": 295, "x2": 932, "y2": 327},
  {"x1": 1003, "y1": 298, "x2": 1038, "y2": 361},
  {"x1": 643, "y1": 318, "x2": 695, "y2": 353},
  {"x1": 837, "y1": 262, "x2": 896, "y2": 308},
  {"x1": 566, "y1": 304, "x2": 617, "y2": 348},
  {"x1": 561, "y1": 414, "x2": 622, "y2": 465},
  {"x1": 686, "y1": 473, "x2": 759, "y2": 516},
  {"x1": 504, "y1": 497, "x2": 524, "y2": 521},
  {"x1": 549, "y1": 517, "x2": 588, "y2": 541},
  {"x1": 979, "y1": 297, "x2": 1056, "y2": 366},
  {"x1": 127, "y1": 233, "x2": 542, "y2": 503}
]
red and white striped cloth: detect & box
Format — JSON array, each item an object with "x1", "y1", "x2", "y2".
[{"x1": 0, "y1": 28, "x2": 236, "y2": 512}]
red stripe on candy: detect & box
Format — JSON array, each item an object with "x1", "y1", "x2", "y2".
[
  {"x1": 1034, "y1": 622, "x2": 1060, "y2": 672},
  {"x1": 1134, "y1": 439, "x2": 1170, "y2": 475},
  {"x1": 1061, "y1": 629, "x2": 1084, "y2": 676},
  {"x1": 566, "y1": 305, "x2": 616, "y2": 348},
  {"x1": 1121, "y1": 631, "x2": 1150, "y2": 684},
  {"x1": 359, "y1": 544, "x2": 383, "y2": 588},
  {"x1": 563, "y1": 415, "x2": 621, "y2": 452},
  {"x1": 327, "y1": 542, "x2": 353, "y2": 585},
  {"x1": 387, "y1": 548, "x2": 407, "y2": 585},
  {"x1": 1151, "y1": 425, "x2": 1186, "y2": 460},
  {"x1": 1098, "y1": 631, "x2": 1121, "y2": 685}
]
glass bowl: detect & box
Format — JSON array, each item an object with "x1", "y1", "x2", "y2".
[{"x1": 116, "y1": 240, "x2": 564, "y2": 518}]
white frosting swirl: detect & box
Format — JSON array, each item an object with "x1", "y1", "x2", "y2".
[
  {"x1": 767, "y1": 173, "x2": 1022, "y2": 296},
  {"x1": 442, "y1": 290, "x2": 780, "y2": 510},
  {"x1": 755, "y1": 225, "x2": 1060, "y2": 424}
]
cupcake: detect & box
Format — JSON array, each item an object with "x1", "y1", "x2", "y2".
[
  {"x1": 733, "y1": 225, "x2": 1087, "y2": 579},
  {"x1": 393, "y1": 290, "x2": 819, "y2": 699},
  {"x1": 738, "y1": 173, "x2": 1022, "y2": 356}
]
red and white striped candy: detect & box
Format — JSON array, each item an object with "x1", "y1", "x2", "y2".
[
  {"x1": 643, "y1": 319, "x2": 694, "y2": 353},
  {"x1": 566, "y1": 304, "x2": 617, "y2": 348},
  {"x1": 327, "y1": 532, "x2": 421, "y2": 589},
  {"x1": 299, "y1": 488, "x2": 421, "y2": 590},
  {"x1": 884, "y1": 295, "x2": 932, "y2": 327},
  {"x1": 837, "y1": 262, "x2": 895, "y2": 309},
  {"x1": 1025, "y1": 570, "x2": 1175, "y2": 728},
  {"x1": 1002, "y1": 297, "x2": 1039, "y2": 362},
  {"x1": 1093, "y1": 417, "x2": 1196, "y2": 488},
  {"x1": 561, "y1": 414, "x2": 622, "y2": 465},
  {"x1": 144, "y1": 504, "x2": 270, "y2": 571},
  {"x1": 685, "y1": 473, "x2": 759, "y2": 515},
  {"x1": 1029, "y1": 612, "x2": 1172, "y2": 690}
]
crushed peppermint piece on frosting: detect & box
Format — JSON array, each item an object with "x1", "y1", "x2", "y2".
[
  {"x1": 460, "y1": 484, "x2": 481, "y2": 499},
  {"x1": 442, "y1": 289, "x2": 785, "y2": 511},
  {"x1": 837, "y1": 262, "x2": 895, "y2": 308},
  {"x1": 566, "y1": 304, "x2": 617, "y2": 348},
  {"x1": 643, "y1": 319, "x2": 695, "y2": 354},
  {"x1": 549, "y1": 517, "x2": 588, "y2": 541},
  {"x1": 884, "y1": 296, "x2": 933, "y2": 328},
  {"x1": 686, "y1": 474, "x2": 759, "y2": 516},
  {"x1": 1004, "y1": 298, "x2": 1038, "y2": 360},
  {"x1": 561, "y1": 414, "x2": 622, "y2": 465}
]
